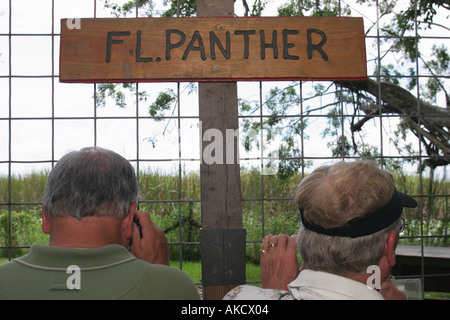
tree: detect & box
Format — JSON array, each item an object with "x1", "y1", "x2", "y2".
[{"x1": 267, "y1": 0, "x2": 449, "y2": 173}]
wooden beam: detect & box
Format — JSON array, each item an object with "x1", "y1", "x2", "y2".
[
  {"x1": 199, "y1": 82, "x2": 242, "y2": 228},
  {"x1": 198, "y1": 0, "x2": 245, "y2": 300}
]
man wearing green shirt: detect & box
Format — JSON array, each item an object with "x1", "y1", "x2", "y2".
[{"x1": 0, "y1": 147, "x2": 200, "y2": 300}]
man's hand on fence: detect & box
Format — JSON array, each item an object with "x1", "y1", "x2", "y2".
[{"x1": 260, "y1": 234, "x2": 299, "y2": 291}]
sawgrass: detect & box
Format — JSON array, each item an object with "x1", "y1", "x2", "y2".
[{"x1": 1, "y1": 168, "x2": 448, "y2": 261}]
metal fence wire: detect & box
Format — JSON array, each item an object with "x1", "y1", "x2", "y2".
[{"x1": 0, "y1": 0, "x2": 449, "y2": 299}]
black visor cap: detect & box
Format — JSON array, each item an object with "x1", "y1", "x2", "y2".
[{"x1": 300, "y1": 190, "x2": 418, "y2": 238}]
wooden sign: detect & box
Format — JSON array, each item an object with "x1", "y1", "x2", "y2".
[{"x1": 59, "y1": 17, "x2": 366, "y2": 83}]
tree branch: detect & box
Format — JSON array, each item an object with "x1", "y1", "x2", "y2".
[{"x1": 336, "y1": 78, "x2": 450, "y2": 168}]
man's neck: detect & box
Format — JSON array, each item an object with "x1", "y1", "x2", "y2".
[{"x1": 47, "y1": 216, "x2": 126, "y2": 249}]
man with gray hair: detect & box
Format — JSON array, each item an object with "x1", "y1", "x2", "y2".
[
  {"x1": 225, "y1": 161, "x2": 417, "y2": 300},
  {"x1": 0, "y1": 147, "x2": 200, "y2": 299}
]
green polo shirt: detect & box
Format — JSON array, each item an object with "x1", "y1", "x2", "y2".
[{"x1": 0, "y1": 244, "x2": 200, "y2": 300}]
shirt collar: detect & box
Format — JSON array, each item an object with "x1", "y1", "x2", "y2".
[
  {"x1": 15, "y1": 244, "x2": 136, "y2": 270},
  {"x1": 288, "y1": 269, "x2": 384, "y2": 300}
]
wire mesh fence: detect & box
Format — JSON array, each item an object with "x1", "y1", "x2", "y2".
[{"x1": 0, "y1": 0, "x2": 449, "y2": 299}]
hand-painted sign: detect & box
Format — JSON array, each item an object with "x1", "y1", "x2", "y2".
[{"x1": 60, "y1": 17, "x2": 366, "y2": 83}]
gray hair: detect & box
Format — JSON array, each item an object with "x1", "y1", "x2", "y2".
[
  {"x1": 297, "y1": 222, "x2": 400, "y2": 276},
  {"x1": 43, "y1": 147, "x2": 139, "y2": 219}
]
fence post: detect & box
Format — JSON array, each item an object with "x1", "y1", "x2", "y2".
[{"x1": 197, "y1": 0, "x2": 246, "y2": 300}]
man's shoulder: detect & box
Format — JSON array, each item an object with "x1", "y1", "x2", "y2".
[
  {"x1": 0, "y1": 259, "x2": 15, "y2": 270},
  {"x1": 0, "y1": 258, "x2": 28, "y2": 276},
  {"x1": 125, "y1": 260, "x2": 200, "y2": 299},
  {"x1": 137, "y1": 260, "x2": 196, "y2": 285}
]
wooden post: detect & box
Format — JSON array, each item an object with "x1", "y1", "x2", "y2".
[{"x1": 198, "y1": 0, "x2": 245, "y2": 300}]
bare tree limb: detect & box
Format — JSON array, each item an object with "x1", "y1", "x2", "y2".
[{"x1": 336, "y1": 78, "x2": 450, "y2": 168}]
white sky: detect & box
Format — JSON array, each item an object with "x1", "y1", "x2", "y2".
[{"x1": 0, "y1": 0, "x2": 448, "y2": 178}]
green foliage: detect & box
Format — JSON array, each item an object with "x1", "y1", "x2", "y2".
[
  {"x1": 423, "y1": 44, "x2": 450, "y2": 104},
  {"x1": 104, "y1": 0, "x2": 156, "y2": 17},
  {"x1": 278, "y1": 0, "x2": 351, "y2": 17},
  {"x1": 149, "y1": 201, "x2": 202, "y2": 261},
  {"x1": 95, "y1": 83, "x2": 148, "y2": 109},
  {"x1": 375, "y1": 0, "x2": 450, "y2": 104},
  {"x1": 245, "y1": 0, "x2": 269, "y2": 16},
  {"x1": 239, "y1": 82, "x2": 311, "y2": 177},
  {"x1": 0, "y1": 171, "x2": 48, "y2": 206},
  {"x1": 161, "y1": 0, "x2": 197, "y2": 17},
  {"x1": 148, "y1": 89, "x2": 176, "y2": 120},
  {"x1": 0, "y1": 211, "x2": 49, "y2": 258}
]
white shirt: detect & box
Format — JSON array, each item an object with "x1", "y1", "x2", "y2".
[{"x1": 223, "y1": 269, "x2": 384, "y2": 300}]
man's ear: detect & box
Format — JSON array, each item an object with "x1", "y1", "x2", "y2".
[
  {"x1": 384, "y1": 230, "x2": 399, "y2": 267},
  {"x1": 121, "y1": 201, "x2": 138, "y2": 239},
  {"x1": 41, "y1": 206, "x2": 51, "y2": 235}
]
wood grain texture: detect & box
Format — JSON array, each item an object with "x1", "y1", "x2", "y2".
[
  {"x1": 60, "y1": 16, "x2": 366, "y2": 82},
  {"x1": 198, "y1": 0, "x2": 244, "y2": 301}
]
